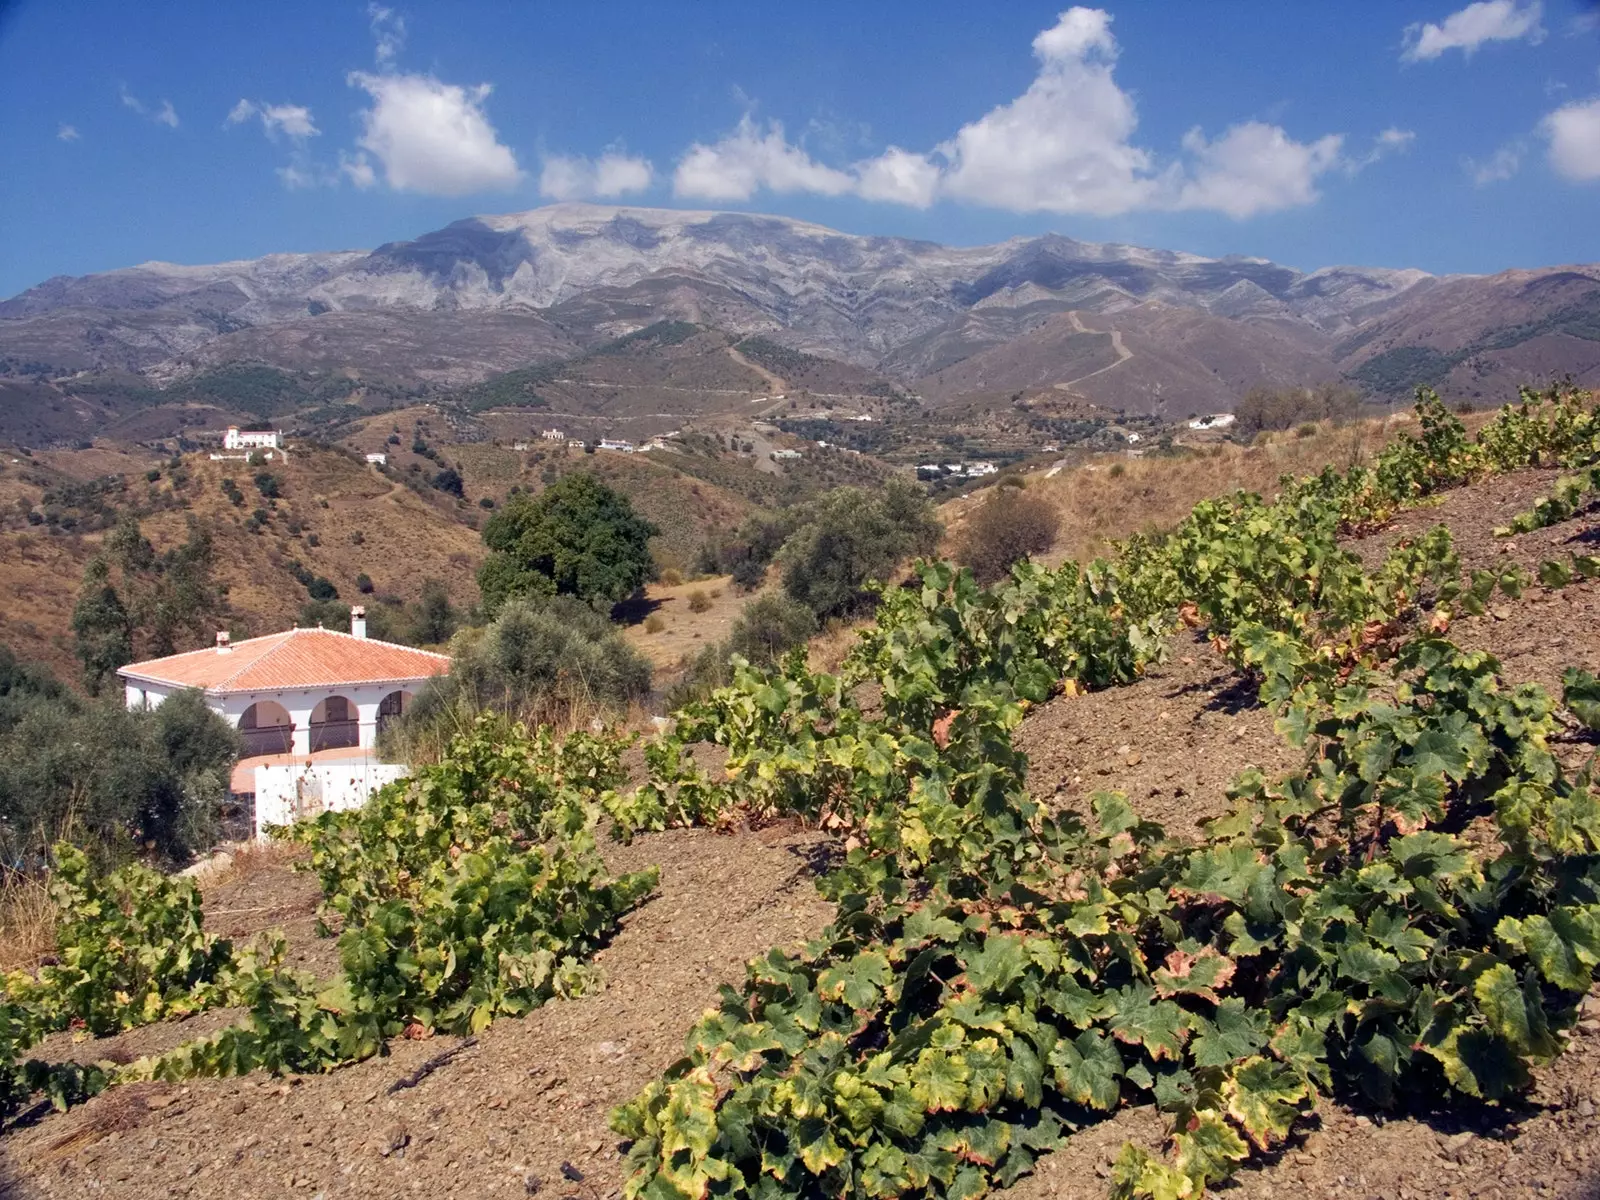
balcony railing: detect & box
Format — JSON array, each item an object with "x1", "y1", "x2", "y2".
[
  {"x1": 241, "y1": 725, "x2": 293, "y2": 757},
  {"x1": 309, "y1": 718, "x2": 359, "y2": 753}
]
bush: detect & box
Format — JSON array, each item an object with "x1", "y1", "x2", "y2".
[
  {"x1": 664, "y1": 594, "x2": 817, "y2": 708},
  {"x1": 658, "y1": 567, "x2": 683, "y2": 588},
  {"x1": 779, "y1": 478, "x2": 941, "y2": 617},
  {"x1": 1234, "y1": 382, "x2": 1362, "y2": 436},
  {"x1": 954, "y1": 486, "x2": 1061, "y2": 583},
  {"x1": 644, "y1": 614, "x2": 666, "y2": 634},
  {"x1": 356, "y1": 573, "x2": 374, "y2": 594},
  {"x1": 389, "y1": 597, "x2": 651, "y2": 759},
  {"x1": 253, "y1": 472, "x2": 281, "y2": 499},
  {"x1": 478, "y1": 496, "x2": 495, "y2": 509},
  {"x1": 306, "y1": 576, "x2": 338, "y2": 602},
  {"x1": 686, "y1": 589, "x2": 711, "y2": 613},
  {"x1": 433, "y1": 468, "x2": 464, "y2": 498},
  {"x1": 0, "y1": 677, "x2": 239, "y2": 869},
  {"x1": 477, "y1": 474, "x2": 658, "y2": 612}
]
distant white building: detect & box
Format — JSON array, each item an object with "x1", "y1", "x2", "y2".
[
  {"x1": 851, "y1": 413, "x2": 874, "y2": 422},
  {"x1": 365, "y1": 452, "x2": 387, "y2": 465},
  {"x1": 1188, "y1": 413, "x2": 1236, "y2": 430},
  {"x1": 224, "y1": 427, "x2": 281, "y2": 451},
  {"x1": 511, "y1": 442, "x2": 530, "y2": 451},
  {"x1": 1125, "y1": 432, "x2": 1142, "y2": 444},
  {"x1": 965, "y1": 462, "x2": 998, "y2": 477},
  {"x1": 599, "y1": 438, "x2": 636, "y2": 453},
  {"x1": 541, "y1": 429, "x2": 567, "y2": 442},
  {"x1": 771, "y1": 448, "x2": 802, "y2": 461}
]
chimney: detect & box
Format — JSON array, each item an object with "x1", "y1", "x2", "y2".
[
  {"x1": 351, "y1": 606, "x2": 367, "y2": 639},
  {"x1": 215, "y1": 631, "x2": 232, "y2": 653}
]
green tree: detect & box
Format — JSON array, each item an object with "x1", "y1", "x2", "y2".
[
  {"x1": 71, "y1": 558, "x2": 133, "y2": 694},
  {"x1": 477, "y1": 474, "x2": 658, "y2": 612},
  {"x1": 954, "y1": 485, "x2": 1061, "y2": 583},
  {"x1": 780, "y1": 478, "x2": 941, "y2": 617},
  {"x1": 411, "y1": 578, "x2": 458, "y2": 645}
]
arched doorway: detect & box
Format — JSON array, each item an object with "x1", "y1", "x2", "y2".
[
  {"x1": 310, "y1": 694, "x2": 359, "y2": 752},
  {"x1": 238, "y1": 700, "x2": 293, "y2": 757},
  {"x1": 376, "y1": 690, "x2": 414, "y2": 739}
]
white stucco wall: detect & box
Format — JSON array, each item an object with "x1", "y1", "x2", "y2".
[
  {"x1": 253, "y1": 759, "x2": 410, "y2": 837},
  {"x1": 123, "y1": 678, "x2": 423, "y2": 754}
]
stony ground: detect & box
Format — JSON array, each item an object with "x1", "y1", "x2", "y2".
[{"x1": 2, "y1": 468, "x2": 1598, "y2": 1200}]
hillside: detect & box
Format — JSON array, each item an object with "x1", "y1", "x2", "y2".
[
  {"x1": 4, "y1": 391, "x2": 1598, "y2": 1200},
  {"x1": 5, "y1": 204, "x2": 1598, "y2": 431},
  {"x1": 0, "y1": 442, "x2": 485, "y2": 680}
]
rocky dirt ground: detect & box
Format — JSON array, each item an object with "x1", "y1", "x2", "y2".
[{"x1": 2, "y1": 468, "x2": 1598, "y2": 1200}]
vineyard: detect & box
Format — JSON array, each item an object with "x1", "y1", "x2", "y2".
[{"x1": 3, "y1": 387, "x2": 1600, "y2": 1199}]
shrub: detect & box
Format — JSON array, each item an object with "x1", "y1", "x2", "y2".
[
  {"x1": 658, "y1": 567, "x2": 683, "y2": 588},
  {"x1": 432, "y1": 468, "x2": 465, "y2": 498},
  {"x1": 1234, "y1": 382, "x2": 1362, "y2": 436},
  {"x1": 477, "y1": 474, "x2": 658, "y2": 613},
  {"x1": 389, "y1": 597, "x2": 652, "y2": 759},
  {"x1": 644, "y1": 614, "x2": 666, "y2": 634},
  {"x1": 954, "y1": 486, "x2": 1061, "y2": 583},
  {"x1": 356, "y1": 573, "x2": 374, "y2": 594},
  {"x1": 686, "y1": 589, "x2": 711, "y2": 613},
  {"x1": 478, "y1": 496, "x2": 495, "y2": 509},
  {"x1": 306, "y1": 576, "x2": 338, "y2": 602},
  {"x1": 253, "y1": 472, "x2": 281, "y2": 499},
  {"x1": 780, "y1": 478, "x2": 941, "y2": 617},
  {"x1": 306, "y1": 533, "x2": 320, "y2": 548}
]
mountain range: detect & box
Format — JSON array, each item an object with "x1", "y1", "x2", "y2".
[{"x1": 2, "y1": 203, "x2": 1597, "y2": 426}]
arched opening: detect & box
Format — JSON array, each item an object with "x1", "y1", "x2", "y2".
[
  {"x1": 376, "y1": 690, "x2": 414, "y2": 739},
  {"x1": 310, "y1": 694, "x2": 359, "y2": 752},
  {"x1": 238, "y1": 700, "x2": 293, "y2": 757}
]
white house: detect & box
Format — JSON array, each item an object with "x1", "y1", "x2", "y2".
[
  {"x1": 224, "y1": 426, "x2": 282, "y2": 451},
  {"x1": 119, "y1": 610, "x2": 449, "y2": 757},
  {"x1": 118, "y1": 610, "x2": 449, "y2": 835},
  {"x1": 541, "y1": 428, "x2": 567, "y2": 442},
  {"x1": 599, "y1": 438, "x2": 635, "y2": 453},
  {"x1": 771, "y1": 448, "x2": 802, "y2": 461},
  {"x1": 965, "y1": 461, "x2": 998, "y2": 477},
  {"x1": 365, "y1": 452, "x2": 387, "y2": 465}
]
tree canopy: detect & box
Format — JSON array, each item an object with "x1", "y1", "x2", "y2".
[
  {"x1": 779, "y1": 478, "x2": 942, "y2": 617},
  {"x1": 477, "y1": 474, "x2": 657, "y2": 612}
]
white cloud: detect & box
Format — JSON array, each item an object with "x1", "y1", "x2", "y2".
[
  {"x1": 670, "y1": 7, "x2": 1354, "y2": 220},
  {"x1": 119, "y1": 87, "x2": 179, "y2": 128},
  {"x1": 674, "y1": 116, "x2": 855, "y2": 201},
  {"x1": 347, "y1": 71, "x2": 521, "y2": 195},
  {"x1": 226, "y1": 99, "x2": 319, "y2": 139},
  {"x1": 1402, "y1": 1, "x2": 1545, "y2": 61},
  {"x1": 368, "y1": 3, "x2": 406, "y2": 67},
  {"x1": 1346, "y1": 126, "x2": 1417, "y2": 173},
  {"x1": 854, "y1": 147, "x2": 941, "y2": 207},
  {"x1": 936, "y1": 7, "x2": 1159, "y2": 215},
  {"x1": 341, "y1": 152, "x2": 378, "y2": 189},
  {"x1": 1543, "y1": 95, "x2": 1600, "y2": 180},
  {"x1": 57, "y1": 123, "x2": 80, "y2": 142},
  {"x1": 1174, "y1": 123, "x2": 1344, "y2": 217},
  {"x1": 1464, "y1": 140, "x2": 1524, "y2": 184},
  {"x1": 539, "y1": 151, "x2": 654, "y2": 200}
]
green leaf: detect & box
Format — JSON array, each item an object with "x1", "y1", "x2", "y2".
[
  {"x1": 1223, "y1": 1057, "x2": 1307, "y2": 1149},
  {"x1": 1189, "y1": 998, "x2": 1268, "y2": 1069},
  {"x1": 1049, "y1": 1029, "x2": 1123, "y2": 1111}
]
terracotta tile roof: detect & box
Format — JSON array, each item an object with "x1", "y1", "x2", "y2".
[{"x1": 117, "y1": 627, "x2": 450, "y2": 694}]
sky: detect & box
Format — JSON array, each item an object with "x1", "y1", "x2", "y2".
[{"x1": 1, "y1": 0, "x2": 1597, "y2": 297}]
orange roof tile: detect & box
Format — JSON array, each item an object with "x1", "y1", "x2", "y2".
[{"x1": 117, "y1": 627, "x2": 450, "y2": 694}]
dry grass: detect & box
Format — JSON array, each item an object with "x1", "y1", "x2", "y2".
[
  {"x1": 0, "y1": 872, "x2": 57, "y2": 972},
  {"x1": 941, "y1": 414, "x2": 1436, "y2": 566},
  {"x1": 208, "y1": 839, "x2": 303, "y2": 887},
  {"x1": 620, "y1": 574, "x2": 753, "y2": 670}
]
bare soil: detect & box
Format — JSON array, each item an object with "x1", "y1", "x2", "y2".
[{"x1": 4, "y1": 467, "x2": 1600, "y2": 1200}]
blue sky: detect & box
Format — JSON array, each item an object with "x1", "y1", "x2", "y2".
[{"x1": 1, "y1": 1, "x2": 1597, "y2": 296}]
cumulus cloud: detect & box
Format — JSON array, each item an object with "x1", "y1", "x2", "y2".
[
  {"x1": 539, "y1": 151, "x2": 654, "y2": 200},
  {"x1": 936, "y1": 7, "x2": 1159, "y2": 214},
  {"x1": 341, "y1": 152, "x2": 378, "y2": 189},
  {"x1": 674, "y1": 116, "x2": 855, "y2": 201},
  {"x1": 120, "y1": 87, "x2": 179, "y2": 128},
  {"x1": 672, "y1": 7, "x2": 1361, "y2": 220},
  {"x1": 1402, "y1": 1, "x2": 1545, "y2": 62},
  {"x1": 57, "y1": 124, "x2": 80, "y2": 142},
  {"x1": 225, "y1": 99, "x2": 319, "y2": 139},
  {"x1": 1173, "y1": 123, "x2": 1344, "y2": 217},
  {"x1": 347, "y1": 71, "x2": 522, "y2": 195},
  {"x1": 1543, "y1": 95, "x2": 1600, "y2": 180},
  {"x1": 1464, "y1": 140, "x2": 1524, "y2": 184}
]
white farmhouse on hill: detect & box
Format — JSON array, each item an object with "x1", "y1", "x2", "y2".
[
  {"x1": 223, "y1": 426, "x2": 282, "y2": 451},
  {"x1": 118, "y1": 609, "x2": 449, "y2": 836}
]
